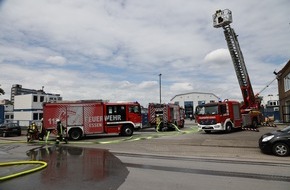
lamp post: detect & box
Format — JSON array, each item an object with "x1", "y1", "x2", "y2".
[{"x1": 159, "y1": 73, "x2": 162, "y2": 104}]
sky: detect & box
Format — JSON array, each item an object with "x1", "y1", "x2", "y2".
[{"x1": 0, "y1": 0, "x2": 289, "y2": 107}]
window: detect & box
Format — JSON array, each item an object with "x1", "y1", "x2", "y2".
[
  {"x1": 284, "y1": 73, "x2": 290, "y2": 92},
  {"x1": 196, "y1": 105, "x2": 218, "y2": 115},
  {"x1": 198, "y1": 100, "x2": 205, "y2": 105},
  {"x1": 33, "y1": 113, "x2": 38, "y2": 120},
  {"x1": 129, "y1": 105, "x2": 140, "y2": 113},
  {"x1": 108, "y1": 106, "x2": 113, "y2": 114},
  {"x1": 184, "y1": 101, "x2": 193, "y2": 118},
  {"x1": 106, "y1": 105, "x2": 126, "y2": 121},
  {"x1": 40, "y1": 96, "x2": 44, "y2": 102},
  {"x1": 267, "y1": 100, "x2": 279, "y2": 106},
  {"x1": 33, "y1": 96, "x2": 38, "y2": 102}
]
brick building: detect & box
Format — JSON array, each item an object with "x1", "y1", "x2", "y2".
[{"x1": 276, "y1": 60, "x2": 290, "y2": 122}]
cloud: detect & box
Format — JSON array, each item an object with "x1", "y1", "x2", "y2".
[
  {"x1": 0, "y1": 0, "x2": 289, "y2": 106},
  {"x1": 170, "y1": 83, "x2": 193, "y2": 92},
  {"x1": 46, "y1": 56, "x2": 67, "y2": 66},
  {"x1": 204, "y1": 49, "x2": 231, "y2": 64}
]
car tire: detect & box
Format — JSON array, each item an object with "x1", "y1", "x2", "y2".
[{"x1": 272, "y1": 142, "x2": 289, "y2": 157}]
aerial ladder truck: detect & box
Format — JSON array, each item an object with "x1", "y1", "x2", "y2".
[{"x1": 195, "y1": 9, "x2": 262, "y2": 133}]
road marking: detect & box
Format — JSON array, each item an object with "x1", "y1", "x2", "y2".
[{"x1": 0, "y1": 127, "x2": 199, "y2": 145}]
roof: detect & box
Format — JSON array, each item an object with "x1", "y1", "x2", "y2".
[{"x1": 277, "y1": 59, "x2": 290, "y2": 78}]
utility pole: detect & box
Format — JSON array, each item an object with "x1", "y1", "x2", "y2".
[{"x1": 159, "y1": 73, "x2": 162, "y2": 104}]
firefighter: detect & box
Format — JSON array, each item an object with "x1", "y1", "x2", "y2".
[
  {"x1": 56, "y1": 119, "x2": 68, "y2": 144},
  {"x1": 156, "y1": 114, "x2": 166, "y2": 132},
  {"x1": 38, "y1": 118, "x2": 46, "y2": 141},
  {"x1": 27, "y1": 121, "x2": 39, "y2": 142}
]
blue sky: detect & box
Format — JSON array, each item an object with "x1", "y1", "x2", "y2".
[{"x1": 0, "y1": 0, "x2": 289, "y2": 106}]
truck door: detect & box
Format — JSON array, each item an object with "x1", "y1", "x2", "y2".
[
  {"x1": 232, "y1": 103, "x2": 242, "y2": 127},
  {"x1": 128, "y1": 105, "x2": 141, "y2": 125}
]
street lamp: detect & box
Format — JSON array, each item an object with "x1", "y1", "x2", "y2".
[{"x1": 159, "y1": 73, "x2": 162, "y2": 104}]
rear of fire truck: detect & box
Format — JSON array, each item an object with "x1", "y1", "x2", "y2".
[{"x1": 148, "y1": 103, "x2": 184, "y2": 131}]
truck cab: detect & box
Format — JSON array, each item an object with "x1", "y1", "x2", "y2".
[{"x1": 195, "y1": 100, "x2": 242, "y2": 133}]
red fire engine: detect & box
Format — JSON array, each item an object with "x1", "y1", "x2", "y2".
[
  {"x1": 195, "y1": 9, "x2": 262, "y2": 133},
  {"x1": 148, "y1": 103, "x2": 184, "y2": 131},
  {"x1": 43, "y1": 100, "x2": 142, "y2": 140}
]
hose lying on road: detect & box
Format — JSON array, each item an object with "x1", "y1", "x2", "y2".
[{"x1": 0, "y1": 160, "x2": 47, "y2": 181}]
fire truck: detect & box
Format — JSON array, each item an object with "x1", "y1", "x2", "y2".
[
  {"x1": 195, "y1": 9, "x2": 262, "y2": 133},
  {"x1": 148, "y1": 103, "x2": 184, "y2": 131},
  {"x1": 43, "y1": 100, "x2": 142, "y2": 140}
]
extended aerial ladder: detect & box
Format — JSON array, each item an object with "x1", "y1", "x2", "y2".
[{"x1": 212, "y1": 9, "x2": 260, "y2": 111}]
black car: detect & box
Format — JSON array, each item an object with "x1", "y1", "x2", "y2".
[
  {"x1": 259, "y1": 126, "x2": 290, "y2": 156},
  {"x1": 0, "y1": 122, "x2": 22, "y2": 137}
]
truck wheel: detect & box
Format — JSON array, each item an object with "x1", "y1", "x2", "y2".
[
  {"x1": 272, "y1": 142, "x2": 289, "y2": 156},
  {"x1": 121, "y1": 125, "x2": 133, "y2": 136},
  {"x1": 225, "y1": 123, "x2": 232, "y2": 133},
  {"x1": 69, "y1": 128, "x2": 82, "y2": 140}
]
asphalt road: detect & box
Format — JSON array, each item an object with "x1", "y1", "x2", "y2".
[
  {"x1": 116, "y1": 153, "x2": 290, "y2": 190},
  {"x1": 1, "y1": 120, "x2": 290, "y2": 189}
]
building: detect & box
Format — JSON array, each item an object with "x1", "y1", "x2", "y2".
[
  {"x1": 10, "y1": 84, "x2": 60, "y2": 103},
  {"x1": 170, "y1": 92, "x2": 219, "y2": 118},
  {"x1": 0, "y1": 100, "x2": 13, "y2": 124},
  {"x1": 4, "y1": 105, "x2": 14, "y2": 122},
  {"x1": 276, "y1": 60, "x2": 290, "y2": 122},
  {"x1": 13, "y1": 93, "x2": 62, "y2": 126},
  {"x1": 0, "y1": 105, "x2": 4, "y2": 124},
  {"x1": 0, "y1": 84, "x2": 62, "y2": 126},
  {"x1": 261, "y1": 94, "x2": 280, "y2": 122}
]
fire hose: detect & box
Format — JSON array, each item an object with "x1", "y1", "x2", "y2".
[{"x1": 0, "y1": 160, "x2": 47, "y2": 181}]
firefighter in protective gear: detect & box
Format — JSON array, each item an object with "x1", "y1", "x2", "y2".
[
  {"x1": 38, "y1": 118, "x2": 46, "y2": 141},
  {"x1": 56, "y1": 119, "x2": 68, "y2": 144},
  {"x1": 27, "y1": 121, "x2": 39, "y2": 142},
  {"x1": 156, "y1": 114, "x2": 165, "y2": 132}
]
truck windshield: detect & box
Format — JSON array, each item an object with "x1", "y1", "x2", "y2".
[{"x1": 195, "y1": 105, "x2": 219, "y2": 115}]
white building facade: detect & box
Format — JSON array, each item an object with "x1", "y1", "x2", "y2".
[
  {"x1": 170, "y1": 92, "x2": 219, "y2": 118},
  {"x1": 14, "y1": 93, "x2": 62, "y2": 126}
]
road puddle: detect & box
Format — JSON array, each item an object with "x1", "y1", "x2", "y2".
[{"x1": 1, "y1": 146, "x2": 129, "y2": 190}]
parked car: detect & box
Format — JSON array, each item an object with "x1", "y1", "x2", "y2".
[
  {"x1": 0, "y1": 122, "x2": 22, "y2": 137},
  {"x1": 259, "y1": 126, "x2": 290, "y2": 156}
]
